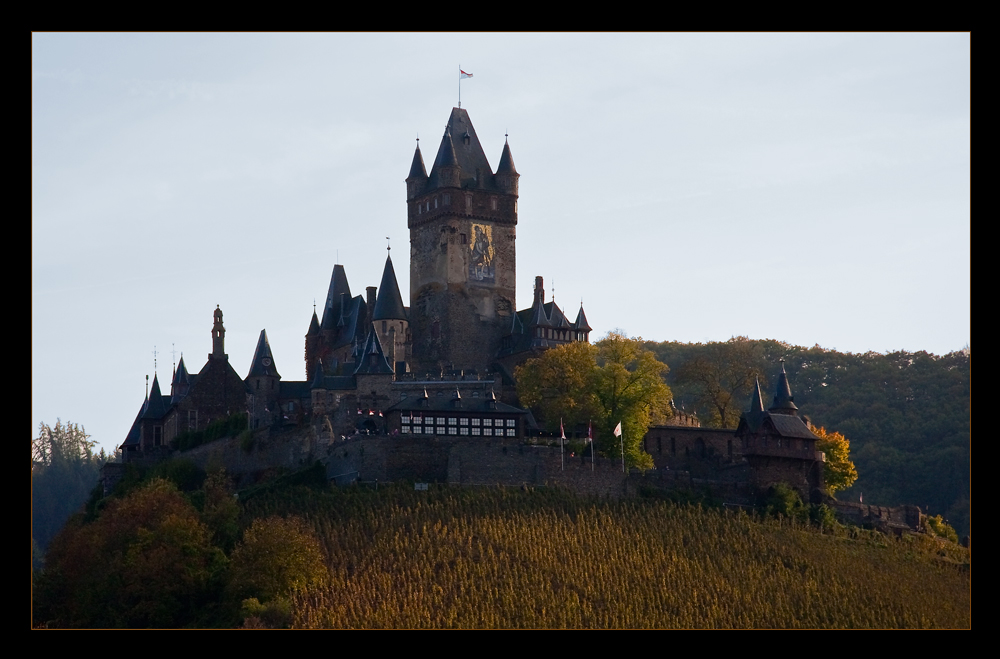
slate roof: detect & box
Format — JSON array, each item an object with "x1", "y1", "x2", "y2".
[
  {"x1": 121, "y1": 400, "x2": 145, "y2": 448},
  {"x1": 247, "y1": 329, "x2": 281, "y2": 378},
  {"x1": 496, "y1": 138, "x2": 517, "y2": 176},
  {"x1": 426, "y1": 108, "x2": 499, "y2": 192},
  {"x1": 407, "y1": 142, "x2": 427, "y2": 180},
  {"x1": 141, "y1": 374, "x2": 169, "y2": 420},
  {"x1": 278, "y1": 380, "x2": 312, "y2": 400},
  {"x1": 353, "y1": 327, "x2": 395, "y2": 375},
  {"x1": 320, "y1": 265, "x2": 352, "y2": 331},
  {"x1": 385, "y1": 391, "x2": 529, "y2": 416},
  {"x1": 372, "y1": 254, "x2": 408, "y2": 321}
]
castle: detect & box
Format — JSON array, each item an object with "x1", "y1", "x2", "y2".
[
  {"x1": 121, "y1": 107, "x2": 593, "y2": 457},
  {"x1": 118, "y1": 105, "x2": 846, "y2": 515}
]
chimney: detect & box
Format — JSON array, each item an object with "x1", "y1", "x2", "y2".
[
  {"x1": 366, "y1": 286, "x2": 377, "y2": 330},
  {"x1": 534, "y1": 276, "x2": 545, "y2": 306}
]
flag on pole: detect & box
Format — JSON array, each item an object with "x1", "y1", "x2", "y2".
[
  {"x1": 461, "y1": 69, "x2": 473, "y2": 79},
  {"x1": 560, "y1": 419, "x2": 566, "y2": 440},
  {"x1": 588, "y1": 421, "x2": 593, "y2": 442},
  {"x1": 613, "y1": 422, "x2": 622, "y2": 437}
]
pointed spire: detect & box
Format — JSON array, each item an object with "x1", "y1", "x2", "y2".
[
  {"x1": 496, "y1": 136, "x2": 517, "y2": 175},
  {"x1": 432, "y1": 124, "x2": 459, "y2": 170},
  {"x1": 307, "y1": 308, "x2": 320, "y2": 336},
  {"x1": 142, "y1": 374, "x2": 167, "y2": 419},
  {"x1": 321, "y1": 265, "x2": 352, "y2": 331},
  {"x1": 372, "y1": 254, "x2": 408, "y2": 321},
  {"x1": 574, "y1": 303, "x2": 592, "y2": 332},
  {"x1": 247, "y1": 329, "x2": 281, "y2": 379},
  {"x1": 408, "y1": 138, "x2": 427, "y2": 179},
  {"x1": 769, "y1": 361, "x2": 799, "y2": 414},
  {"x1": 749, "y1": 378, "x2": 764, "y2": 413}
]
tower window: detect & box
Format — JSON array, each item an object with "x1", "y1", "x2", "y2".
[
  {"x1": 434, "y1": 197, "x2": 439, "y2": 209},
  {"x1": 444, "y1": 194, "x2": 451, "y2": 205},
  {"x1": 382, "y1": 321, "x2": 387, "y2": 333},
  {"x1": 491, "y1": 197, "x2": 497, "y2": 211}
]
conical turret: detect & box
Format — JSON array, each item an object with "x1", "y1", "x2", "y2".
[
  {"x1": 372, "y1": 254, "x2": 408, "y2": 322},
  {"x1": 247, "y1": 329, "x2": 281, "y2": 379},
  {"x1": 496, "y1": 137, "x2": 519, "y2": 196},
  {"x1": 769, "y1": 361, "x2": 799, "y2": 415},
  {"x1": 428, "y1": 124, "x2": 461, "y2": 189},
  {"x1": 406, "y1": 140, "x2": 428, "y2": 200}
]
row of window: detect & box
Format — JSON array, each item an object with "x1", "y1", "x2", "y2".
[
  {"x1": 402, "y1": 426, "x2": 517, "y2": 437},
  {"x1": 536, "y1": 328, "x2": 587, "y2": 341},
  {"x1": 402, "y1": 416, "x2": 516, "y2": 427},
  {"x1": 415, "y1": 194, "x2": 504, "y2": 215}
]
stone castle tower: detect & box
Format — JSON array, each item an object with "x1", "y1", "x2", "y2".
[{"x1": 405, "y1": 108, "x2": 520, "y2": 374}]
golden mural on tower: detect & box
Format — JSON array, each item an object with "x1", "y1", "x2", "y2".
[{"x1": 469, "y1": 223, "x2": 495, "y2": 283}]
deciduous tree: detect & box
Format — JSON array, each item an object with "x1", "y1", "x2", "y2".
[
  {"x1": 811, "y1": 426, "x2": 858, "y2": 494},
  {"x1": 674, "y1": 337, "x2": 766, "y2": 428}
]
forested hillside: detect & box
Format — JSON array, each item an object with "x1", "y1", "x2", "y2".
[{"x1": 648, "y1": 340, "x2": 970, "y2": 536}]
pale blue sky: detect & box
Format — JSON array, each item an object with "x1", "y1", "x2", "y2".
[{"x1": 32, "y1": 33, "x2": 970, "y2": 453}]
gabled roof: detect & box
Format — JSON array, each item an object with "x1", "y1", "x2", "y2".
[
  {"x1": 320, "y1": 265, "x2": 352, "y2": 331},
  {"x1": 353, "y1": 326, "x2": 394, "y2": 375},
  {"x1": 546, "y1": 301, "x2": 572, "y2": 328},
  {"x1": 372, "y1": 254, "x2": 408, "y2": 321},
  {"x1": 247, "y1": 329, "x2": 281, "y2": 379},
  {"x1": 764, "y1": 414, "x2": 820, "y2": 440},
  {"x1": 332, "y1": 295, "x2": 366, "y2": 350}
]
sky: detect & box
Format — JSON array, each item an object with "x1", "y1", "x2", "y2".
[{"x1": 32, "y1": 33, "x2": 970, "y2": 454}]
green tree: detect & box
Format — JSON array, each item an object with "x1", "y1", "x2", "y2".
[
  {"x1": 516, "y1": 332, "x2": 672, "y2": 471},
  {"x1": 514, "y1": 340, "x2": 600, "y2": 432},
  {"x1": 594, "y1": 331, "x2": 672, "y2": 471},
  {"x1": 229, "y1": 516, "x2": 327, "y2": 602},
  {"x1": 674, "y1": 336, "x2": 766, "y2": 428},
  {"x1": 811, "y1": 426, "x2": 858, "y2": 495}
]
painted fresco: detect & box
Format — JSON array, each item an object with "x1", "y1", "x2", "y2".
[{"x1": 469, "y1": 223, "x2": 495, "y2": 283}]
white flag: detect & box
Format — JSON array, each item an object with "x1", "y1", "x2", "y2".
[{"x1": 613, "y1": 422, "x2": 622, "y2": 437}]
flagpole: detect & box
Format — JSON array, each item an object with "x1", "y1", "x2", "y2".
[
  {"x1": 458, "y1": 64, "x2": 461, "y2": 108},
  {"x1": 560, "y1": 418, "x2": 565, "y2": 472},
  {"x1": 589, "y1": 420, "x2": 594, "y2": 472},
  {"x1": 613, "y1": 421, "x2": 625, "y2": 473}
]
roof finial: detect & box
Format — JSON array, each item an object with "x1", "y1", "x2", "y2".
[
  {"x1": 171, "y1": 343, "x2": 176, "y2": 376},
  {"x1": 386, "y1": 236, "x2": 391, "y2": 253},
  {"x1": 152, "y1": 345, "x2": 157, "y2": 375}
]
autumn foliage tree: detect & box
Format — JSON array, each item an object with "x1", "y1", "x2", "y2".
[
  {"x1": 811, "y1": 426, "x2": 858, "y2": 495},
  {"x1": 34, "y1": 478, "x2": 228, "y2": 628}
]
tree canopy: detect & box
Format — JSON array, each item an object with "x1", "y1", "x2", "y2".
[
  {"x1": 515, "y1": 331, "x2": 672, "y2": 470},
  {"x1": 32, "y1": 420, "x2": 111, "y2": 560},
  {"x1": 673, "y1": 337, "x2": 766, "y2": 428}
]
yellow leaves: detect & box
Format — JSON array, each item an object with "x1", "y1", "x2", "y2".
[{"x1": 812, "y1": 426, "x2": 859, "y2": 494}]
